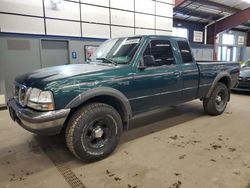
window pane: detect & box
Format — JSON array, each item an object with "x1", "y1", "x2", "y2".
[
  {"x1": 222, "y1": 34, "x2": 234, "y2": 45},
  {"x1": 143, "y1": 40, "x2": 175, "y2": 67},
  {"x1": 177, "y1": 41, "x2": 193, "y2": 63},
  {"x1": 222, "y1": 46, "x2": 227, "y2": 61},
  {"x1": 233, "y1": 47, "x2": 237, "y2": 62},
  {"x1": 218, "y1": 46, "x2": 221, "y2": 61},
  {"x1": 173, "y1": 27, "x2": 188, "y2": 39},
  {"x1": 226, "y1": 48, "x2": 230, "y2": 61}
]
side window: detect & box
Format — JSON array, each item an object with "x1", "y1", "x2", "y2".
[
  {"x1": 177, "y1": 41, "x2": 193, "y2": 63},
  {"x1": 143, "y1": 40, "x2": 175, "y2": 67}
]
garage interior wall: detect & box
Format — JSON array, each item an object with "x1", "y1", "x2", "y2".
[
  {"x1": 0, "y1": 0, "x2": 174, "y2": 37},
  {"x1": 173, "y1": 19, "x2": 205, "y2": 45},
  {"x1": 0, "y1": 0, "x2": 174, "y2": 105},
  {"x1": 0, "y1": 37, "x2": 104, "y2": 104},
  {"x1": 0, "y1": 46, "x2": 5, "y2": 106}
]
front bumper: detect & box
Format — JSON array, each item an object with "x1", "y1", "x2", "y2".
[
  {"x1": 232, "y1": 87, "x2": 250, "y2": 92},
  {"x1": 7, "y1": 98, "x2": 70, "y2": 135},
  {"x1": 232, "y1": 80, "x2": 250, "y2": 92}
]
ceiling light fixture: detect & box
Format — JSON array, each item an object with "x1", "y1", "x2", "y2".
[
  {"x1": 242, "y1": 0, "x2": 250, "y2": 4},
  {"x1": 50, "y1": 0, "x2": 64, "y2": 11}
]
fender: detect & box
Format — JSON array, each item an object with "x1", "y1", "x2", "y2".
[
  {"x1": 66, "y1": 87, "x2": 132, "y2": 125},
  {"x1": 206, "y1": 71, "x2": 232, "y2": 98}
]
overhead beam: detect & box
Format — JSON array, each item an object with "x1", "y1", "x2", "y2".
[
  {"x1": 232, "y1": 28, "x2": 249, "y2": 32},
  {"x1": 207, "y1": 7, "x2": 250, "y2": 45},
  {"x1": 174, "y1": 0, "x2": 240, "y2": 22},
  {"x1": 242, "y1": 22, "x2": 250, "y2": 28},
  {"x1": 208, "y1": 7, "x2": 250, "y2": 36},
  {"x1": 189, "y1": 0, "x2": 240, "y2": 13},
  {"x1": 174, "y1": 8, "x2": 224, "y2": 21},
  {"x1": 174, "y1": 18, "x2": 207, "y2": 26}
]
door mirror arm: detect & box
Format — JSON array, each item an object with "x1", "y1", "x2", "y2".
[
  {"x1": 137, "y1": 65, "x2": 147, "y2": 70},
  {"x1": 137, "y1": 55, "x2": 155, "y2": 70},
  {"x1": 137, "y1": 59, "x2": 147, "y2": 70}
]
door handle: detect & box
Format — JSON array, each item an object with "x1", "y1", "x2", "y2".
[{"x1": 173, "y1": 71, "x2": 181, "y2": 78}]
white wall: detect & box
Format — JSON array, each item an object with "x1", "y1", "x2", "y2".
[{"x1": 0, "y1": 0, "x2": 174, "y2": 38}]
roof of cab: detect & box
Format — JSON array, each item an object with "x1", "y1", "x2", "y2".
[{"x1": 131, "y1": 35, "x2": 187, "y2": 41}]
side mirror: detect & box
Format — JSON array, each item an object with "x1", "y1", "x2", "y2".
[
  {"x1": 143, "y1": 55, "x2": 155, "y2": 67},
  {"x1": 137, "y1": 55, "x2": 155, "y2": 70}
]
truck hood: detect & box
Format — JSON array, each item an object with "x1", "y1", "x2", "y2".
[
  {"x1": 15, "y1": 63, "x2": 113, "y2": 87},
  {"x1": 240, "y1": 67, "x2": 250, "y2": 78}
]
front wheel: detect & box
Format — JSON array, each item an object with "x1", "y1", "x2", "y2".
[
  {"x1": 203, "y1": 82, "x2": 229, "y2": 116},
  {"x1": 65, "y1": 103, "x2": 123, "y2": 162}
]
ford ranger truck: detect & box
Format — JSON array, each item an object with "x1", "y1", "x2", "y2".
[{"x1": 8, "y1": 35, "x2": 240, "y2": 162}]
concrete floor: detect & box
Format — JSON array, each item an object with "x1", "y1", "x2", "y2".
[{"x1": 0, "y1": 92, "x2": 250, "y2": 188}]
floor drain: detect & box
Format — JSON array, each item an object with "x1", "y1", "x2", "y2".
[
  {"x1": 56, "y1": 164, "x2": 85, "y2": 188},
  {"x1": 40, "y1": 139, "x2": 85, "y2": 188}
]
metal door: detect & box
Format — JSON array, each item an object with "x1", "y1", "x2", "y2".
[
  {"x1": 176, "y1": 40, "x2": 199, "y2": 102},
  {"x1": 40, "y1": 40, "x2": 69, "y2": 68}
]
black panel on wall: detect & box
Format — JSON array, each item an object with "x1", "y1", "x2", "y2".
[
  {"x1": 247, "y1": 32, "x2": 250, "y2": 46},
  {"x1": 173, "y1": 18, "x2": 206, "y2": 44}
]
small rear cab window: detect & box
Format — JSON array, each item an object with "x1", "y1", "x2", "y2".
[{"x1": 177, "y1": 41, "x2": 193, "y2": 63}]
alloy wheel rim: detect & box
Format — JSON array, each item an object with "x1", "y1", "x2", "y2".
[
  {"x1": 85, "y1": 118, "x2": 112, "y2": 149},
  {"x1": 215, "y1": 88, "x2": 227, "y2": 110}
]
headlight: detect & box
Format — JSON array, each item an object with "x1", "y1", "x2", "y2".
[{"x1": 27, "y1": 88, "x2": 54, "y2": 111}]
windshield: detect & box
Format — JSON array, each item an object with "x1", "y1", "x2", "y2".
[
  {"x1": 241, "y1": 60, "x2": 250, "y2": 68},
  {"x1": 89, "y1": 37, "x2": 142, "y2": 64}
]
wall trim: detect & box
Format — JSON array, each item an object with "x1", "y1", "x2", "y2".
[{"x1": 0, "y1": 32, "x2": 108, "y2": 41}]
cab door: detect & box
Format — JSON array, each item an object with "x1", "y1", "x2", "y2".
[
  {"x1": 129, "y1": 39, "x2": 183, "y2": 114},
  {"x1": 176, "y1": 40, "x2": 199, "y2": 102}
]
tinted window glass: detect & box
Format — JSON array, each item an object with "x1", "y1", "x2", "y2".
[
  {"x1": 143, "y1": 40, "x2": 175, "y2": 67},
  {"x1": 177, "y1": 41, "x2": 193, "y2": 63}
]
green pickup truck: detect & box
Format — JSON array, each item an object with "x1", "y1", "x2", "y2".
[{"x1": 8, "y1": 35, "x2": 239, "y2": 162}]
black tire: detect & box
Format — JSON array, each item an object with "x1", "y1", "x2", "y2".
[
  {"x1": 203, "y1": 82, "x2": 229, "y2": 116},
  {"x1": 65, "y1": 103, "x2": 123, "y2": 162}
]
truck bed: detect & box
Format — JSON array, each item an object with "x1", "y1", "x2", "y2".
[{"x1": 196, "y1": 61, "x2": 240, "y2": 98}]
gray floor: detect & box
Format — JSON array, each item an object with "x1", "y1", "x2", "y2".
[{"x1": 0, "y1": 92, "x2": 250, "y2": 188}]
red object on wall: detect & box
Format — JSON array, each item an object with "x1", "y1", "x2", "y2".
[{"x1": 175, "y1": 0, "x2": 186, "y2": 7}]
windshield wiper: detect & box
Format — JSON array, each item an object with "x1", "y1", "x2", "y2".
[{"x1": 96, "y1": 58, "x2": 117, "y2": 66}]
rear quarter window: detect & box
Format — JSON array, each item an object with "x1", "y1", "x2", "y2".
[{"x1": 177, "y1": 41, "x2": 193, "y2": 63}]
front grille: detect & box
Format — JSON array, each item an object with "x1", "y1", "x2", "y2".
[
  {"x1": 237, "y1": 79, "x2": 250, "y2": 89},
  {"x1": 239, "y1": 77, "x2": 250, "y2": 81},
  {"x1": 14, "y1": 83, "x2": 28, "y2": 107}
]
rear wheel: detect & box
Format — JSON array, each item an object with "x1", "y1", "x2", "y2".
[
  {"x1": 203, "y1": 82, "x2": 229, "y2": 116},
  {"x1": 65, "y1": 103, "x2": 123, "y2": 162}
]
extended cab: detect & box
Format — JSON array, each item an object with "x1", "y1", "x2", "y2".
[{"x1": 8, "y1": 35, "x2": 239, "y2": 162}]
